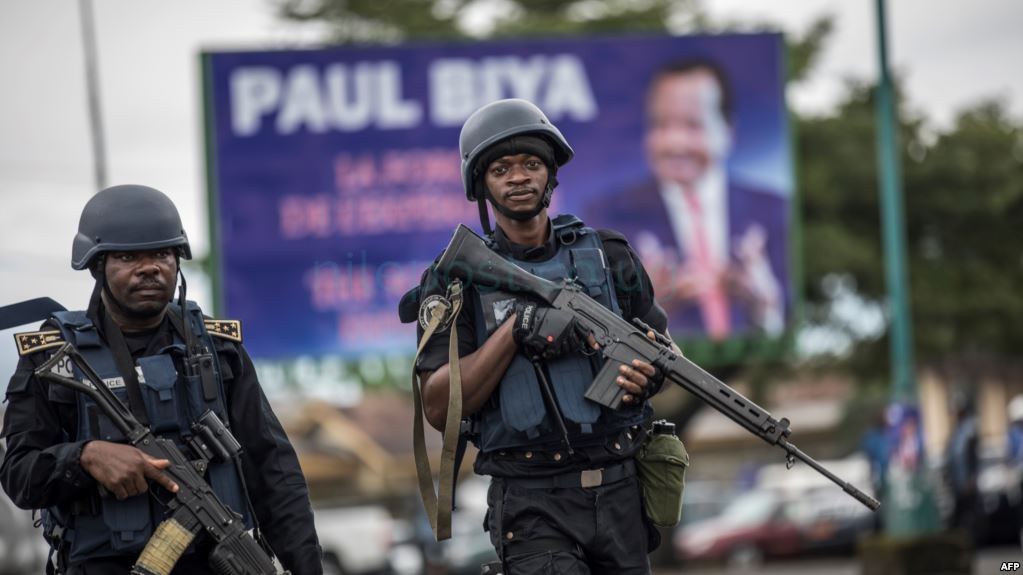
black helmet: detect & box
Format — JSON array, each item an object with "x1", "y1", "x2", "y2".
[
  {"x1": 71, "y1": 184, "x2": 191, "y2": 270},
  {"x1": 459, "y1": 99, "x2": 574, "y2": 202}
]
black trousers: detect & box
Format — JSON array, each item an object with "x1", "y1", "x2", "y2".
[{"x1": 486, "y1": 474, "x2": 653, "y2": 575}]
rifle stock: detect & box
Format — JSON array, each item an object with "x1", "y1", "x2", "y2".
[
  {"x1": 436, "y1": 225, "x2": 561, "y2": 304},
  {"x1": 433, "y1": 225, "x2": 881, "y2": 512}
]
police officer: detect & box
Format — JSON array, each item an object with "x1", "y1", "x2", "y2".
[
  {"x1": 413, "y1": 100, "x2": 672, "y2": 574},
  {"x1": 0, "y1": 185, "x2": 322, "y2": 574}
]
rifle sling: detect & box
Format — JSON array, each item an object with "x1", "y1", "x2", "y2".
[
  {"x1": 100, "y1": 311, "x2": 152, "y2": 427},
  {"x1": 411, "y1": 280, "x2": 464, "y2": 541}
]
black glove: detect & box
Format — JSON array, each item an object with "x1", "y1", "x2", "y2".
[{"x1": 511, "y1": 300, "x2": 589, "y2": 359}]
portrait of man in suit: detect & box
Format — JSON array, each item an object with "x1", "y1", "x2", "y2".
[{"x1": 585, "y1": 58, "x2": 789, "y2": 340}]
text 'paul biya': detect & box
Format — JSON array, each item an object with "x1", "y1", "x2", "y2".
[{"x1": 229, "y1": 54, "x2": 598, "y2": 137}]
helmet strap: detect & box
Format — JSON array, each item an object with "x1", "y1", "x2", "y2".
[
  {"x1": 100, "y1": 278, "x2": 131, "y2": 321},
  {"x1": 541, "y1": 174, "x2": 558, "y2": 209},
  {"x1": 88, "y1": 255, "x2": 126, "y2": 323},
  {"x1": 94, "y1": 259, "x2": 139, "y2": 324},
  {"x1": 86, "y1": 258, "x2": 105, "y2": 323},
  {"x1": 176, "y1": 266, "x2": 188, "y2": 311},
  {"x1": 477, "y1": 195, "x2": 493, "y2": 237}
]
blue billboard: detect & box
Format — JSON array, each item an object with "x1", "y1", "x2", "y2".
[{"x1": 202, "y1": 33, "x2": 792, "y2": 359}]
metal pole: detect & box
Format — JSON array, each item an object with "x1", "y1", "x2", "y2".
[
  {"x1": 79, "y1": 0, "x2": 107, "y2": 192},
  {"x1": 874, "y1": 0, "x2": 938, "y2": 537},
  {"x1": 875, "y1": 0, "x2": 914, "y2": 400}
]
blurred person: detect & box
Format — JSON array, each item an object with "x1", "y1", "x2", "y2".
[
  {"x1": 0, "y1": 185, "x2": 322, "y2": 574},
  {"x1": 1007, "y1": 395, "x2": 1023, "y2": 465},
  {"x1": 405, "y1": 99, "x2": 676, "y2": 574},
  {"x1": 860, "y1": 409, "x2": 889, "y2": 532},
  {"x1": 584, "y1": 59, "x2": 788, "y2": 340},
  {"x1": 1006, "y1": 394, "x2": 1023, "y2": 546},
  {"x1": 945, "y1": 391, "x2": 981, "y2": 541}
]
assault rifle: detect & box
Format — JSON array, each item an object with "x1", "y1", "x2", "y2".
[
  {"x1": 434, "y1": 225, "x2": 880, "y2": 511},
  {"x1": 36, "y1": 343, "x2": 283, "y2": 575}
]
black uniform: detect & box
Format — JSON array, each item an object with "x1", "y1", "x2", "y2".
[
  {"x1": 415, "y1": 221, "x2": 666, "y2": 575},
  {"x1": 1, "y1": 305, "x2": 322, "y2": 575}
]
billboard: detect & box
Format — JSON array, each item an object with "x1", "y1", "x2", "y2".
[{"x1": 202, "y1": 33, "x2": 792, "y2": 359}]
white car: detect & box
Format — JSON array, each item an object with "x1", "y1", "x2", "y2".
[
  {"x1": 0, "y1": 491, "x2": 48, "y2": 574},
  {"x1": 314, "y1": 504, "x2": 396, "y2": 575}
]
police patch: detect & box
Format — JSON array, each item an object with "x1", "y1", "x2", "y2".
[
  {"x1": 418, "y1": 294, "x2": 453, "y2": 332},
  {"x1": 49, "y1": 353, "x2": 73, "y2": 378}
]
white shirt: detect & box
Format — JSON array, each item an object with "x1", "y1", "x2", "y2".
[{"x1": 657, "y1": 167, "x2": 728, "y2": 267}]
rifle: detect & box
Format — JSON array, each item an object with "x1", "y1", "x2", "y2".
[
  {"x1": 36, "y1": 343, "x2": 283, "y2": 575},
  {"x1": 433, "y1": 224, "x2": 880, "y2": 511}
]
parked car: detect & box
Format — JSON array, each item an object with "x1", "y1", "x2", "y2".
[
  {"x1": 315, "y1": 504, "x2": 395, "y2": 574},
  {"x1": 977, "y1": 451, "x2": 1022, "y2": 545},
  {"x1": 0, "y1": 496, "x2": 48, "y2": 574},
  {"x1": 433, "y1": 476, "x2": 499, "y2": 574},
  {"x1": 389, "y1": 476, "x2": 498, "y2": 575},
  {"x1": 0, "y1": 446, "x2": 48, "y2": 574},
  {"x1": 675, "y1": 456, "x2": 877, "y2": 567},
  {"x1": 934, "y1": 443, "x2": 1023, "y2": 545},
  {"x1": 786, "y1": 486, "x2": 874, "y2": 556},
  {"x1": 674, "y1": 489, "x2": 803, "y2": 566}
]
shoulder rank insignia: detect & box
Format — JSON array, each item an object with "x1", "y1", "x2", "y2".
[
  {"x1": 14, "y1": 330, "x2": 65, "y2": 356},
  {"x1": 204, "y1": 319, "x2": 242, "y2": 343}
]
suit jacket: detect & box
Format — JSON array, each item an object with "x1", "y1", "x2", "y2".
[{"x1": 583, "y1": 178, "x2": 789, "y2": 337}]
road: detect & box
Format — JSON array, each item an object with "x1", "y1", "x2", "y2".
[{"x1": 653, "y1": 544, "x2": 1022, "y2": 574}]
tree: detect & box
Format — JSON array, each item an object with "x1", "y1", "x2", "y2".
[
  {"x1": 905, "y1": 102, "x2": 1023, "y2": 362},
  {"x1": 798, "y1": 81, "x2": 1023, "y2": 380},
  {"x1": 275, "y1": 0, "x2": 703, "y2": 42},
  {"x1": 274, "y1": 0, "x2": 827, "y2": 84}
]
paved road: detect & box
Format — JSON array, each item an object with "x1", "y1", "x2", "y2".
[{"x1": 653, "y1": 544, "x2": 1023, "y2": 574}]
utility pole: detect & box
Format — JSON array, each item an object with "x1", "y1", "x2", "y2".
[
  {"x1": 80, "y1": 0, "x2": 107, "y2": 192},
  {"x1": 873, "y1": 0, "x2": 939, "y2": 536}
]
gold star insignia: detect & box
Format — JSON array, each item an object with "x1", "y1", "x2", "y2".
[
  {"x1": 204, "y1": 319, "x2": 242, "y2": 343},
  {"x1": 14, "y1": 330, "x2": 65, "y2": 356}
]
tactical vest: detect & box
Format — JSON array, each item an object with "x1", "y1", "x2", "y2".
[
  {"x1": 471, "y1": 215, "x2": 650, "y2": 452},
  {"x1": 43, "y1": 302, "x2": 251, "y2": 564}
]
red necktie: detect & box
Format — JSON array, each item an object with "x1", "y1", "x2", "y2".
[{"x1": 682, "y1": 191, "x2": 731, "y2": 339}]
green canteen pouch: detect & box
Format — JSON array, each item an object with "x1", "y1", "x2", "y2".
[{"x1": 636, "y1": 431, "x2": 689, "y2": 527}]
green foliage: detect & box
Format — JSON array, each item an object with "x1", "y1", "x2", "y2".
[
  {"x1": 799, "y1": 82, "x2": 1023, "y2": 371},
  {"x1": 903, "y1": 102, "x2": 1023, "y2": 359},
  {"x1": 800, "y1": 82, "x2": 888, "y2": 304},
  {"x1": 275, "y1": 0, "x2": 712, "y2": 42},
  {"x1": 276, "y1": 0, "x2": 464, "y2": 42},
  {"x1": 783, "y1": 17, "x2": 832, "y2": 84}
]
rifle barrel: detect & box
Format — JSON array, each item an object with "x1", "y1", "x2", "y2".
[{"x1": 780, "y1": 438, "x2": 882, "y2": 511}]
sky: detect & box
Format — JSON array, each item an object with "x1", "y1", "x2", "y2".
[{"x1": 0, "y1": 0, "x2": 1021, "y2": 377}]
